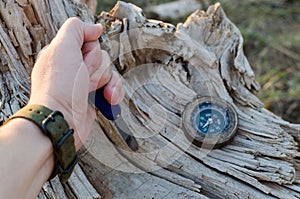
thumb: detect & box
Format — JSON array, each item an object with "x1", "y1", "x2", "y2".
[{"x1": 52, "y1": 17, "x2": 103, "y2": 48}]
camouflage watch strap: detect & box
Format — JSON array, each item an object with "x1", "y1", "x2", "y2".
[{"x1": 7, "y1": 104, "x2": 78, "y2": 182}]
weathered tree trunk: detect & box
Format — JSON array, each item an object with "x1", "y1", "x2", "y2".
[{"x1": 1, "y1": 1, "x2": 300, "y2": 199}]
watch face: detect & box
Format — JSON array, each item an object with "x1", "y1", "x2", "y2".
[{"x1": 183, "y1": 97, "x2": 238, "y2": 148}]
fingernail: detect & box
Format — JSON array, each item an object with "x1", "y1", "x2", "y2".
[
  {"x1": 95, "y1": 24, "x2": 103, "y2": 36},
  {"x1": 111, "y1": 86, "x2": 122, "y2": 105}
]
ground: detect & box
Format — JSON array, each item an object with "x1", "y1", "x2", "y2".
[{"x1": 97, "y1": 0, "x2": 300, "y2": 123}]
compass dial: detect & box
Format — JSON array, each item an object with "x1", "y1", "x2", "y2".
[
  {"x1": 193, "y1": 102, "x2": 230, "y2": 135},
  {"x1": 183, "y1": 97, "x2": 238, "y2": 148}
]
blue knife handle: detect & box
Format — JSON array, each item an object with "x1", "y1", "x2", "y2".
[{"x1": 90, "y1": 87, "x2": 121, "y2": 121}]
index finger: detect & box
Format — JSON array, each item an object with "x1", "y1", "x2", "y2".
[{"x1": 52, "y1": 17, "x2": 103, "y2": 49}]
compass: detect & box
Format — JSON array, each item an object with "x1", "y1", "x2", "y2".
[{"x1": 183, "y1": 97, "x2": 238, "y2": 148}]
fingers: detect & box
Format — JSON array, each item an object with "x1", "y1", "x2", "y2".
[
  {"x1": 51, "y1": 18, "x2": 125, "y2": 105},
  {"x1": 52, "y1": 17, "x2": 102, "y2": 49},
  {"x1": 89, "y1": 50, "x2": 113, "y2": 91},
  {"x1": 82, "y1": 41, "x2": 101, "y2": 74},
  {"x1": 103, "y1": 71, "x2": 125, "y2": 105}
]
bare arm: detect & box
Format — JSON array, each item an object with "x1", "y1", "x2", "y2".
[
  {"x1": 0, "y1": 118, "x2": 53, "y2": 199},
  {"x1": 0, "y1": 17, "x2": 124, "y2": 199}
]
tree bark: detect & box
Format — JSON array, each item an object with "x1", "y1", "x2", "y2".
[
  {"x1": 1, "y1": 1, "x2": 300, "y2": 199},
  {"x1": 79, "y1": 0, "x2": 97, "y2": 14}
]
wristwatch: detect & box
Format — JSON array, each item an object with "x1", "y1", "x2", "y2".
[{"x1": 6, "y1": 105, "x2": 78, "y2": 182}]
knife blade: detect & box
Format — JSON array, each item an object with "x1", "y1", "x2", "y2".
[{"x1": 89, "y1": 87, "x2": 138, "y2": 151}]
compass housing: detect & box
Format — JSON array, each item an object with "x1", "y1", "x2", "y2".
[{"x1": 183, "y1": 97, "x2": 239, "y2": 149}]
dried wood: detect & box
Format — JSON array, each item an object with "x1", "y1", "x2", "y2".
[
  {"x1": 79, "y1": 0, "x2": 97, "y2": 14},
  {"x1": 92, "y1": 1, "x2": 300, "y2": 198},
  {"x1": 66, "y1": 165, "x2": 101, "y2": 199},
  {"x1": 79, "y1": 121, "x2": 208, "y2": 198},
  {"x1": 145, "y1": 0, "x2": 205, "y2": 21},
  {"x1": 0, "y1": 0, "x2": 300, "y2": 199}
]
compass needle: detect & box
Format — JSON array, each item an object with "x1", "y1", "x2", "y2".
[{"x1": 183, "y1": 97, "x2": 239, "y2": 149}]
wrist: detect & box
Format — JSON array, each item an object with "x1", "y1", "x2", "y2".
[
  {"x1": 0, "y1": 118, "x2": 54, "y2": 198},
  {"x1": 5, "y1": 118, "x2": 54, "y2": 174},
  {"x1": 28, "y1": 96, "x2": 73, "y2": 127},
  {"x1": 6, "y1": 104, "x2": 78, "y2": 182}
]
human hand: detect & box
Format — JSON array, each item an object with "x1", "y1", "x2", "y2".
[{"x1": 29, "y1": 17, "x2": 124, "y2": 150}]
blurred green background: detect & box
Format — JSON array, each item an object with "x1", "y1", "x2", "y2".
[{"x1": 96, "y1": 0, "x2": 300, "y2": 123}]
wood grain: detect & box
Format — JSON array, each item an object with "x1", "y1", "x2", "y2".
[{"x1": 0, "y1": 1, "x2": 299, "y2": 198}]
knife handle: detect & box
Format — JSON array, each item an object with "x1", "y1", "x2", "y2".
[{"x1": 90, "y1": 87, "x2": 121, "y2": 121}]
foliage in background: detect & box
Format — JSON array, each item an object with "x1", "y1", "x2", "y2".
[
  {"x1": 213, "y1": 0, "x2": 300, "y2": 123},
  {"x1": 97, "y1": 0, "x2": 300, "y2": 123}
]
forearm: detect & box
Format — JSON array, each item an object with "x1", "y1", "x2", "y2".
[
  {"x1": 0, "y1": 118, "x2": 54, "y2": 199},
  {"x1": 0, "y1": 17, "x2": 124, "y2": 199}
]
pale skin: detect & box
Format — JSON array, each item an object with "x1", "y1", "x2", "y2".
[{"x1": 0, "y1": 18, "x2": 125, "y2": 199}]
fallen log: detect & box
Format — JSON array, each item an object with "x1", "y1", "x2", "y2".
[
  {"x1": 144, "y1": 0, "x2": 207, "y2": 21},
  {"x1": 0, "y1": 1, "x2": 299, "y2": 198}
]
